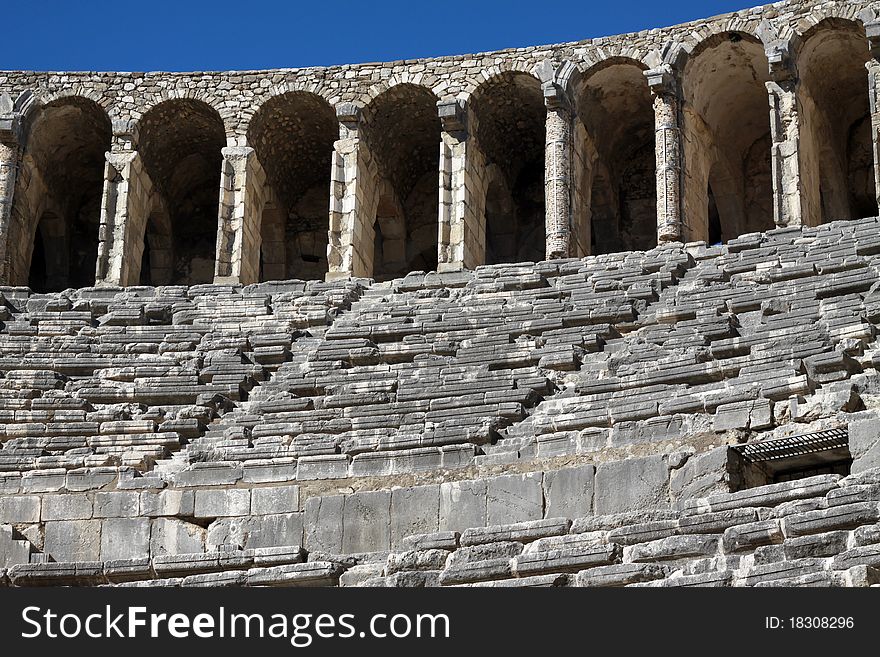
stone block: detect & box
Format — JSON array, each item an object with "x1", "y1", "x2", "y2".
[
  {"x1": 487, "y1": 473, "x2": 543, "y2": 525},
  {"x1": 140, "y1": 489, "x2": 195, "y2": 517},
  {"x1": 43, "y1": 520, "x2": 102, "y2": 561},
  {"x1": 542, "y1": 465, "x2": 594, "y2": 519},
  {"x1": 389, "y1": 485, "x2": 439, "y2": 549},
  {"x1": 194, "y1": 489, "x2": 251, "y2": 518},
  {"x1": 100, "y1": 518, "x2": 151, "y2": 561},
  {"x1": 401, "y1": 531, "x2": 460, "y2": 551},
  {"x1": 670, "y1": 447, "x2": 728, "y2": 503},
  {"x1": 150, "y1": 518, "x2": 206, "y2": 556},
  {"x1": 849, "y1": 418, "x2": 880, "y2": 473},
  {"x1": 304, "y1": 495, "x2": 345, "y2": 553},
  {"x1": 440, "y1": 479, "x2": 487, "y2": 532},
  {"x1": 512, "y1": 543, "x2": 620, "y2": 576},
  {"x1": 251, "y1": 485, "x2": 300, "y2": 515},
  {"x1": 207, "y1": 513, "x2": 303, "y2": 550},
  {"x1": 684, "y1": 474, "x2": 841, "y2": 515},
  {"x1": 594, "y1": 455, "x2": 669, "y2": 515},
  {"x1": 296, "y1": 455, "x2": 350, "y2": 480},
  {"x1": 576, "y1": 563, "x2": 668, "y2": 587},
  {"x1": 461, "y1": 518, "x2": 571, "y2": 546},
  {"x1": 93, "y1": 491, "x2": 139, "y2": 518},
  {"x1": 607, "y1": 520, "x2": 679, "y2": 546},
  {"x1": 782, "y1": 531, "x2": 849, "y2": 560},
  {"x1": 386, "y1": 549, "x2": 449, "y2": 575},
  {"x1": 246, "y1": 561, "x2": 340, "y2": 587},
  {"x1": 0, "y1": 495, "x2": 41, "y2": 523},
  {"x1": 343, "y1": 490, "x2": 391, "y2": 553},
  {"x1": 783, "y1": 502, "x2": 880, "y2": 537},
  {"x1": 721, "y1": 519, "x2": 783, "y2": 553},
  {"x1": 678, "y1": 508, "x2": 759, "y2": 535},
  {"x1": 175, "y1": 462, "x2": 242, "y2": 487},
  {"x1": 625, "y1": 534, "x2": 719, "y2": 562},
  {"x1": 41, "y1": 494, "x2": 93, "y2": 521}
]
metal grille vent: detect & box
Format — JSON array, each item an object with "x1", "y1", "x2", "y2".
[{"x1": 731, "y1": 427, "x2": 849, "y2": 464}]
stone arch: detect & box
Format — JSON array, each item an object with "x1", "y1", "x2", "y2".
[
  {"x1": 681, "y1": 31, "x2": 773, "y2": 243},
  {"x1": 470, "y1": 71, "x2": 546, "y2": 264},
  {"x1": 361, "y1": 83, "x2": 441, "y2": 280},
  {"x1": 246, "y1": 90, "x2": 338, "y2": 281},
  {"x1": 135, "y1": 98, "x2": 225, "y2": 285},
  {"x1": 795, "y1": 18, "x2": 875, "y2": 223},
  {"x1": 9, "y1": 95, "x2": 112, "y2": 290},
  {"x1": 575, "y1": 56, "x2": 656, "y2": 254}
]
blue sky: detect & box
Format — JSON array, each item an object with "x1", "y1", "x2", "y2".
[{"x1": 6, "y1": 0, "x2": 755, "y2": 71}]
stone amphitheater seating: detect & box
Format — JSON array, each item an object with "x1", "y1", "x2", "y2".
[{"x1": 3, "y1": 217, "x2": 880, "y2": 586}]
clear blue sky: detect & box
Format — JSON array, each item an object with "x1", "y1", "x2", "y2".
[{"x1": 6, "y1": 0, "x2": 755, "y2": 71}]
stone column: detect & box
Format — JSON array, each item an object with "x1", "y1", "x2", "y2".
[
  {"x1": 765, "y1": 43, "x2": 812, "y2": 228},
  {"x1": 327, "y1": 103, "x2": 375, "y2": 280},
  {"x1": 646, "y1": 65, "x2": 684, "y2": 244},
  {"x1": 214, "y1": 145, "x2": 266, "y2": 285},
  {"x1": 437, "y1": 99, "x2": 479, "y2": 271},
  {"x1": 95, "y1": 120, "x2": 155, "y2": 286},
  {"x1": 543, "y1": 82, "x2": 573, "y2": 259},
  {"x1": 0, "y1": 99, "x2": 20, "y2": 285},
  {"x1": 866, "y1": 21, "x2": 880, "y2": 212}
]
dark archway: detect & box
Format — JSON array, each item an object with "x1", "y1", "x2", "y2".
[
  {"x1": 577, "y1": 59, "x2": 656, "y2": 254},
  {"x1": 247, "y1": 92, "x2": 337, "y2": 281},
  {"x1": 471, "y1": 72, "x2": 546, "y2": 264},
  {"x1": 137, "y1": 98, "x2": 225, "y2": 285},
  {"x1": 11, "y1": 96, "x2": 111, "y2": 291},
  {"x1": 798, "y1": 19, "x2": 876, "y2": 223},
  {"x1": 683, "y1": 32, "x2": 773, "y2": 243},
  {"x1": 362, "y1": 84, "x2": 441, "y2": 281}
]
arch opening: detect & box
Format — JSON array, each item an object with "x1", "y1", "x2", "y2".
[
  {"x1": 683, "y1": 33, "x2": 773, "y2": 243},
  {"x1": 137, "y1": 99, "x2": 225, "y2": 285},
  {"x1": 471, "y1": 72, "x2": 546, "y2": 264},
  {"x1": 798, "y1": 20, "x2": 876, "y2": 223},
  {"x1": 247, "y1": 92, "x2": 337, "y2": 281},
  {"x1": 363, "y1": 84, "x2": 441, "y2": 281},
  {"x1": 10, "y1": 97, "x2": 111, "y2": 291},
  {"x1": 577, "y1": 60, "x2": 656, "y2": 254}
]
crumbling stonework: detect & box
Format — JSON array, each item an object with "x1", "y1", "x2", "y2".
[{"x1": 4, "y1": 1, "x2": 880, "y2": 588}]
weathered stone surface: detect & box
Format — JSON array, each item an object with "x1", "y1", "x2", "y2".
[
  {"x1": 150, "y1": 518, "x2": 206, "y2": 556},
  {"x1": 486, "y1": 473, "x2": 543, "y2": 525},
  {"x1": 461, "y1": 518, "x2": 570, "y2": 546},
  {"x1": 389, "y1": 485, "x2": 439, "y2": 549},
  {"x1": 440, "y1": 479, "x2": 487, "y2": 532},
  {"x1": 100, "y1": 518, "x2": 151, "y2": 561},
  {"x1": 512, "y1": 543, "x2": 619, "y2": 576},
  {"x1": 43, "y1": 520, "x2": 102, "y2": 561},
  {"x1": 207, "y1": 513, "x2": 303, "y2": 551},
  {"x1": 542, "y1": 466, "x2": 594, "y2": 519},
  {"x1": 594, "y1": 455, "x2": 669, "y2": 515},
  {"x1": 782, "y1": 503, "x2": 880, "y2": 537},
  {"x1": 625, "y1": 535, "x2": 719, "y2": 563},
  {"x1": 342, "y1": 491, "x2": 391, "y2": 553},
  {"x1": 576, "y1": 563, "x2": 668, "y2": 587}
]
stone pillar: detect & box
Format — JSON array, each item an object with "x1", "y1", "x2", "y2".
[
  {"x1": 437, "y1": 99, "x2": 481, "y2": 271},
  {"x1": 0, "y1": 98, "x2": 20, "y2": 285},
  {"x1": 543, "y1": 82, "x2": 573, "y2": 259},
  {"x1": 95, "y1": 120, "x2": 155, "y2": 286},
  {"x1": 646, "y1": 65, "x2": 684, "y2": 244},
  {"x1": 866, "y1": 21, "x2": 880, "y2": 212},
  {"x1": 327, "y1": 103, "x2": 374, "y2": 280},
  {"x1": 214, "y1": 145, "x2": 266, "y2": 285},
  {"x1": 765, "y1": 43, "x2": 812, "y2": 228}
]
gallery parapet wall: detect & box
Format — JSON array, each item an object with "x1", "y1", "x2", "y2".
[{"x1": 1, "y1": 0, "x2": 880, "y2": 290}]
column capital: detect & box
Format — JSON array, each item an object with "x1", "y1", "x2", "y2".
[
  {"x1": 542, "y1": 81, "x2": 570, "y2": 112},
  {"x1": 0, "y1": 93, "x2": 22, "y2": 145},
  {"x1": 645, "y1": 64, "x2": 679, "y2": 97},
  {"x1": 766, "y1": 41, "x2": 797, "y2": 82},
  {"x1": 336, "y1": 102, "x2": 362, "y2": 130},
  {"x1": 438, "y1": 98, "x2": 467, "y2": 133}
]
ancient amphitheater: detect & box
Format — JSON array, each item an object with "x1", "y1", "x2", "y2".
[{"x1": 1, "y1": 0, "x2": 880, "y2": 588}]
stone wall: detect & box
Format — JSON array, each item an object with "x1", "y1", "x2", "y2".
[{"x1": 2, "y1": 1, "x2": 880, "y2": 289}]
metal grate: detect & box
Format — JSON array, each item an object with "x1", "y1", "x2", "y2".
[{"x1": 732, "y1": 427, "x2": 849, "y2": 464}]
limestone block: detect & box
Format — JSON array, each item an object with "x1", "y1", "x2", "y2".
[
  {"x1": 303, "y1": 495, "x2": 345, "y2": 553},
  {"x1": 206, "y1": 513, "x2": 303, "y2": 550},
  {"x1": 100, "y1": 518, "x2": 151, "y2": 561},
  {"x1": 542, "y1": 465, "x2": 594, "y2": 519},
  {"x1": 678, "y1": 508, "x2": 759, "y2": 535},
  {"x1": 486, "y1": 473, "x2": 543, "y2": 525},
  {"x1": 0, "y1": 495, "x2": 41, "y2": 523},
  {"x1": 461, "y1": 518, "x2": 571, "y2": 546},
  {"x1": 512, "y1": 543, "x2": 619, "y2": 576},
  {"x1": 575, "y1": 563, "x2": 668, "y2": 587},
  {"x1": 386, "y1": 549, "x2": 449, "y2": 574},
  {"x1": 782, "y1": 502, "x2": 880, "y2": 537},
  {"x1": 782, "y1": 531, "x2": 849, "y2": 560},
  {"x1": 850, "y1": 418, "x2": 880, "y2": 473},
  {"x1": 624, "y1": 534, "x2": 719, "y2": 563},
  {"x1": 150, "y1": 518, "x2": 206, "y2": 556},
  {"x1": 140, "y1": 489, "x2": 195, "y2": 517},
  {"x1": 683, "y1": 474, "x2": 840, "y2": 515},
  {"x1": 389, "y1": 485, "x2": 439, "y2": 549},
  {"x1": 41, "y1": 494, "x2": 93, "y2": 521},
  {"x1": 440, "y1": 479, "x2": 487, "y2": 532},
  {"x1": 721, "y1": 519, "x2": 784, "y2": 552},
  {"x1": 44, "y1": 520, "x2": 102, "y2": 561},
  {"x1": 342, "y1": 490, "x2": 391, "y2": 553},
  {"x1": 594, "y1": 455, "x2": 669, "y2": 515},
  {"x1": 251, "y1": 486, "x2": 300, "y2": 515},
  {"x1": 606, "y1": 520, "x2": 679, "y2": 546},
  {"x1": 737, "y1": 558, "x2": 828, "y2": 586},
  {"x1": 669, "y1": 447, "x2": 728, "y2": 503},
  {"x1": 93, "y1": 491, "x2": 139, "y2": 518}
]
